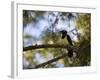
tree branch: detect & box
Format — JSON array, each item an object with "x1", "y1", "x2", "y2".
[
  {"x1": 34, "y1": 53, "x2": 67, "y2": 68},
  {"x1": 23, "y1": 44, "x2": 78, "y2": 52}
]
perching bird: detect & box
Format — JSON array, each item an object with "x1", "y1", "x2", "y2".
[
  {"x1": 60, "y1": 30, "x2": 73, "y2": 57},
  {"x1": 60, "y1": 30, "x2": 73, "y2": 45}
]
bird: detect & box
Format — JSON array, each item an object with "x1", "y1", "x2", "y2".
[{"x1": 60, "y1": 30, "x2": 73, "y2": 57}]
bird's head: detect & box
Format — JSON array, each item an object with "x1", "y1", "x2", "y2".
[
  {"x1": 60, "y1": 30, "x2": 67, "y2": 33},
  {"x1": 60, "y1": 30, "x2": 67, "y2": 39}
]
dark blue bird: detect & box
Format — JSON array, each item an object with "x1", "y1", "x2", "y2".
[{"x1": 60, "y1": 30, "x2": 73, "y2": 57}]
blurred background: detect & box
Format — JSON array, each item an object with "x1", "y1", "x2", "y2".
[{"x1": 23, "y1": 10, "x2": 91, "y2": 69}]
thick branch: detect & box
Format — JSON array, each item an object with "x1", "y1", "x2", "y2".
[{"x1": 23, "y1": 44, "x2": 77, "y2": 52}]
